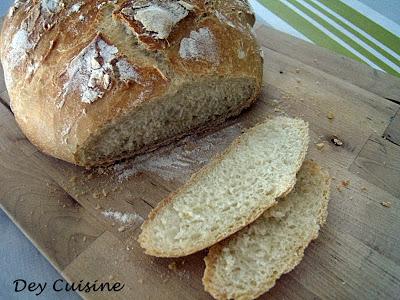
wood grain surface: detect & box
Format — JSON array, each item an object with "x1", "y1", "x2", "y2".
[
  {"x1": 384, "y1": 109, "x2": 400, "y2": 145},
  {"x1": 0, "y1": 21, "x2": 399, "y2": 300}
]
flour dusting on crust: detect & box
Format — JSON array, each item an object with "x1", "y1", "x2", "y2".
[
  {"x1": 26, "y1": 61, "x2": 40, "y2": 79},
  {"x1": 8, "y1": 0, "x2": 26, "y2": 17},
  {"x1": 215, "y1": 11, "x2": 236, "y2": 29},
  {"x1": 179, "y1": 28, "x2": 220, "y2": 64},
  {"x1": 58, "y1": 35, "x2": 141, "y2": 107},
  {"x1": 5, "y1": 0, "x2": 66, "y2": 85},
  {"x1": 68, "y1": 1, "x2": 83, "y2": 15},
  {"x1": 120, "y1": 0, "x2": 192, "y2": 40},
  {"x1": 132, "y1": 4, "x2": 188, "y2": 39},
  {"x1": 238, "y1": 48, "x2": 246, "y2": 59},
  {"x1": 6, "y1": 28, "x2": 34, "y2": 76},
  {"x1": 60, "y1": 36, "x2": 118, "y2": 105},
  {"x1": 116, "y1": 60, "x2": 140, "y2": 82},
  {"x1": 41, "y1": 0, "x2": 65, "y2": 14},
  {"x1": 61, "y1": 123, "x2": 72, "y2": 144}
]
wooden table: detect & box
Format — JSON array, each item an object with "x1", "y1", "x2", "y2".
[{"x1": 1, "y1": 21, "x2": 399, "y2": 299}]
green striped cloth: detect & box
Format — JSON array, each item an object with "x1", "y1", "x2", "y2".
[{"x1": 251, "y1": 0, "x2": 400, "y2": 77}]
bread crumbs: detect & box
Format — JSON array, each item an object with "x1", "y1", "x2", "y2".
[
  {"x1": 341, "y1": 180, "x2": 350, "y2": 188},
  {"x1": 118, "y1": 226, "x2": 127, "y2": 232},
  {"x1": 316, "y1": 143, "x2": 325, "y2": 150},
  {"x1": 327, "y1": 112, "x2": 335, "y2": 120},
  {"x1": 332, "y1": 137, "x2": 343, "y2": 146},
  {"x1": 168, "y1": 262, "x2": 177, "y2": 271}
]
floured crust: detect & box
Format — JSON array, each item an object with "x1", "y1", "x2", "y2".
[
  {"x1": 138, "y1": 118, "x2": 309, "y2": 257},
  {"x1": 113, "y1": 0, "x2": 197, "y2": 50},
  {"x1": 203, "y1": 161, "x2": 331, "y2": 300},
  {"x1": 1, "y1": 0, "x2": 263, "y2": 166}
]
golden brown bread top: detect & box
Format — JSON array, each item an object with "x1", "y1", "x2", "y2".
[{"x1": 1, "y1": 0, "x2": 262, "y2": 164}]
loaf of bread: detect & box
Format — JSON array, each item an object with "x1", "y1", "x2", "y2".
[
  {"x1": 203, "y1": 161, "x2": 331, "y2": 300},
  {"x1": 139, "y1": 117, "x2": 309, "y2": 257},
  {"x1": 0, "y1": 0, "x2": 262, "y2": 166}
]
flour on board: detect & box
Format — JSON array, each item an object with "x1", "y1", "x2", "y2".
[
  {"x1": 102, "y1": 209, "x2": 144, "y2": 224},
  {"x1": 113, "y1": 124, "x2": 242, "y2": 183},
  {"x1": 179, "y1": 28, "x2": 220, "y2": 64}
]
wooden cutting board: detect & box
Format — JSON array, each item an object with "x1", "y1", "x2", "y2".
[{"x1": 1, "y1": 19, "x2": 400, "y2": 299}]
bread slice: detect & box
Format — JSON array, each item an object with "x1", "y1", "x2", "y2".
[
  {"x1": 203, "y1": 161, "x2": 331, "y2": 300},
  {"x1": 138, "y1": 117, "x2": 309, "y2": 257}
]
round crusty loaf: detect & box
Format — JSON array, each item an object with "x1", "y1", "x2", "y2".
[{"x1": 0, "y1": 0, "x2": 263, "y2": 167}]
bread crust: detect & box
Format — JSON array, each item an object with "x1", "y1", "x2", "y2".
[
  {"x1": 1, "y1": 0, "x2": 263, "y2": 166},
  {"x1": 138, "y1": 118, "x2": 309, "y2": 257},
  {"x1": 202, "y1": 161, "x2": 331, "y2": 300}
]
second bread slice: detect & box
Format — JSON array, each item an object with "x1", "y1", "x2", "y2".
[
  {"x1": 203, "y1": 161, "x2": 331, "y2": 300},
  {"x1": 139, "y1": 117, "x2": 309, "y2": 257}
]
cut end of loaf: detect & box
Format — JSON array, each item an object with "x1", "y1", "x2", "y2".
[
  {"x1": 2, "y1": 0, "x2": 263, "y2": 168},
  {"x1": 75, "y1": 76, "x2": 258, "y2": 166},
  {"x1": 139, "y1": 117, "x2": 310, "y2": 257},
  {"x1": 203, "y1": 161, "x2": 331, "y2": 300}
]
